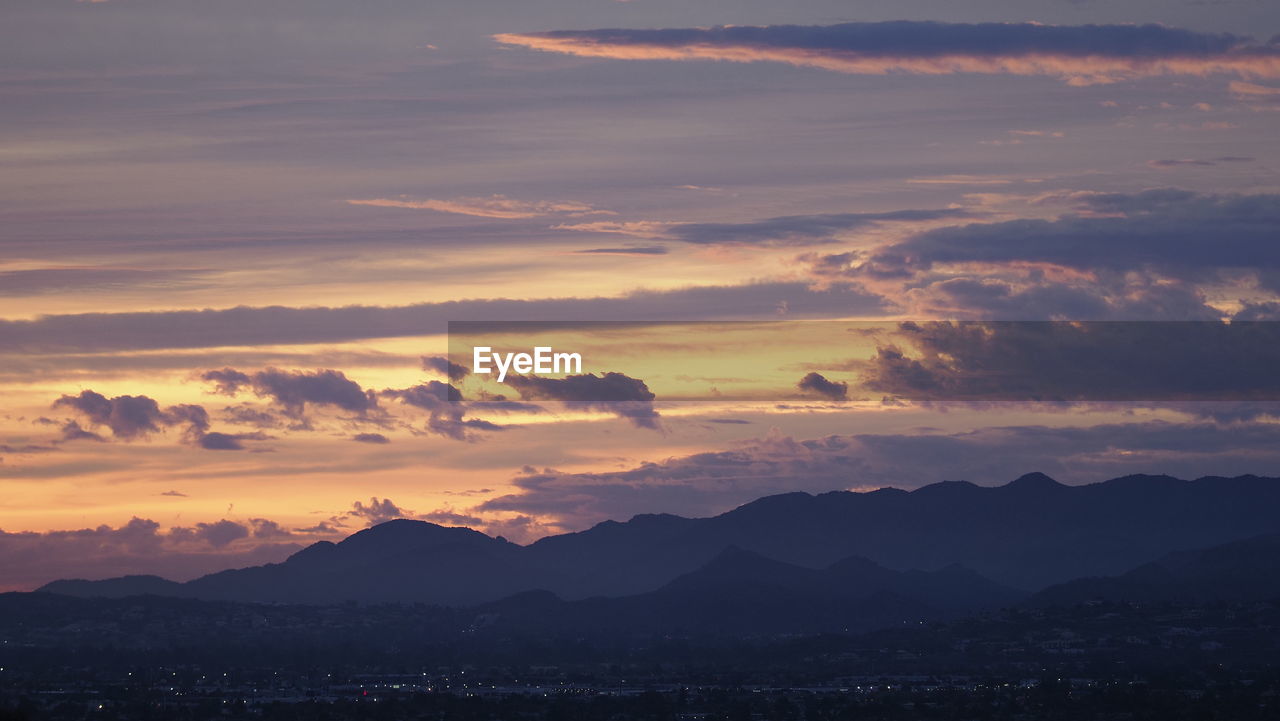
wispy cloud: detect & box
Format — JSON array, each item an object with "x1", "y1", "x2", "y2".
[
  {"x1": 1148, "y1": 156, "x2": 1254, "y2": 168},
  {"x1": 347, "y1": 194, "x2": 613, "y2": 219},
  {"x1": 558, "y1": 208, "x2": 974, "y2": 246},
  {"x1": 1229, "y1": 80, "x2": 1280, "y2": 96},
  {"x1": 497, "y1": 21, "x2": 1280, "y2": 85}
]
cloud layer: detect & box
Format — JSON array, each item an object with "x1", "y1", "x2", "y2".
[{"x1": 497, "y1": 21, "x2": 1280, "y2": 85}]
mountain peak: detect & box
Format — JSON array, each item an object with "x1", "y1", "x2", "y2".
[
  {"x1": 334, "y1": 518, "x2": 505, "y2": 554},
  {"x1": 1006, "y1": 472, "x2": 1064, "y2": 490}
]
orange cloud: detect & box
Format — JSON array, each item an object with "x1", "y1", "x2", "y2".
[
  {"x1": 348, "y1": 194, "x2": 614, "y2": 219},
  {"x1": 1229, "y1": 80, "x2": 1280, "y2": 96},
  {"x1": 495, "y1": 22, "x2": 1280, "y2": 85}
]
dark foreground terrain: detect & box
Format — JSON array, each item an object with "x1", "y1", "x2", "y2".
[
  {"x1": 9, "y1": 476, "x2": 1280, "y2": 719},
  {"x1": 2, "y1": 596, "x2": 1278, "y2": 720}
]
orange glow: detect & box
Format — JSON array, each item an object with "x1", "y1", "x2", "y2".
[{"x1": 494, "y1": 33, "x2": 1280, "y2": 85}]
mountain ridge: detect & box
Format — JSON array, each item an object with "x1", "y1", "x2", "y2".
[{"x1": 39, "y1": 472, "x2": 1280, "y2": 605}]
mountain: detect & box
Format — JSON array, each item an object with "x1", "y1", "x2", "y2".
[
  {"x1": 39, "y1": 473, "x2": 1280, "y2": 605},
  {"x1": 474, "y1": 548, "x2": 1022, "y2": 636},
  {"x1": 40, "y1": 574, "x2": 183, "y2": 599},
  {"x1": 1030, "y1": 533, "x2": 1280, "y2": 605}
]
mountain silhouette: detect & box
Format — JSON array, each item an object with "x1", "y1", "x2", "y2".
[
  {"x1": 1030, "y1": 532, "x2": 1280, "y2": 605},
  {"x1": 39, "y1": 473, "x2": 1280, "y2": 605},
  {"x1": 472, "y1": 547, "x2": 1021, "y2": 636}
]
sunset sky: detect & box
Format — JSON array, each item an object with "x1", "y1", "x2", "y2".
[{"x1": 2, "y1": 0, "x2": 1279, "y2": 591}]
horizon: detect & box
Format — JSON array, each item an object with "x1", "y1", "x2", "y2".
[{"x1": 20, "y1": 469, "x2": 1274, "y2": 592}]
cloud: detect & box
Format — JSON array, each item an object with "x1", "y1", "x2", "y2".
[
  {"x1": 496, "y1": 21, "x2": 1280, "y2": 85},
  {"x1": 797, "y1": 371, "x2": 849, "y2": 400},
  {"x1": 220, "y1": 404, "x2": 286, "y2": 429},
  {"x1": 859, "y1": 189, "x2": 1280, "y2": 288},
  {"x1": 198, "y1": 432, "x2": 243, "y2": 450},
  {"x1": 57, "y1": 420, "x2": 105, "y2": 443},
  {"x1": 0, "y1": 443, "x2": 59, "y2": 454},
  {"x1": 574, "y1": 246, "x2": 669, "y2": 255},
  {"x1": 502, "y1": 372, "x2": 661, "y2": 429},
  {"x1": 351, "y1": 432, "x2": 391, "y2": 444},
  {"x1": 1148, "y1": 156, "x2": 1254, "y2": 168},
  {"x1": 381, "y1": 381, "x2": 503, "y2": 440},
  {"x1": 0, "y1": 517, "x2": 308, "y2": 591},
  {"x1": 421, "y1": 355, "x2": 470, "y2": 383},
  {"x1": 559, "y1": 208, "x2": 973, "y2": 247},
  {"x1": 666, "y1": 209, "x2": 975, "y2": 246},
  {"x1": 348, "y1": 497, "x2": 410, "y2": 526},
  {"x1": 0, "y1": 268, "x2": 211, "y2": 297},
  {"x1": 202, "y1": 367, "x2": 379, "y2": 419},
  {"x1": 858, "y1": 321, "x2": 1280, "y2": 401},
  {"x1": 902, "y1": 274, "x2": 1221, "y2": 321},
  {"x1": 50, "y1": 389, "x2": 268, "y2": 450},
  {"x1": 347, "y1": 195, "x2": 612, "y2": 219},
  {"x1": 168, "y1": 519, "x2": 250, "y2": 548},
  {"x1": 248, "y1": 518, "x2": 293, "y2": 539},
  {"x1": 0, "y1": 282, "x2": 889, "y2": 354},
  {"x1": 197, "y1": 431, "x2": 270, "y2": 451},
  {"x1": 52, "y1": 390, "x2": 210, "y2": 442},
  {"x1": 1229, "y1": 80, "x2": 1280, "y2": 96}
]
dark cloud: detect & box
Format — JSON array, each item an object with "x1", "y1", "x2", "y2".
[
  {"x1": 248, "y1": 518, "x2": 293, "y2": 539},
  {"x1": 862, "y1": 190, "x2": 1280, "y2": 287},
  {"x1": 219, "y1": 404, "x2": 286, "y2": 429},
  {"x1": 348, "y1": 497, "x2": 409, "y2": 526},
  {"x1": 49, "y1": 388, "x2": 261, "y2": 450},
  {"x1": 198, "y1": 432, "x2": 242, "y2": 450},
  {"x1": 52, "y1": 390, "x2": 210, "y2": 442},
  {"x1": 797, "y1": 371, "x2": 849, "y2": 400},
  {"x1": 202, "y1": 367, "x2": 378, "y2": 419},
  {"x1": 196, "y1": 431, "x2": 270, "y2": 451},
  {"x1": 1234, "y1": 301, "x2": 1280, "y2": 320},
  {"x1": 860, "y1": 321, "x2": 1280, "y2": 401},
  {"x1": 169, "y1": 520, "x2": 250, "y2": 549},
  {"x1": 0, "y1": 282, "x2": 888, "y2": 354},
  {"x1": 0, "y1": 443, "x2": 59, "y2": 454},
  {"x1": 0, "y1": 268, "x2": 211, "y2": 297},
  {"x1": 382, "y1": 381, "x2": 503, "y2": 440},
  {"x1": 202, "y1": 368, "x2": 252, "y2": 395},
  {"x1": 1148, "y1": 156, "x2": 1254, "y2": 168},
  {"x1": 53, "y1": 391, "x2": 166, "y2": 440},
  {"x1": 497, "y1": 21, "x2": 1280, "y2": 85},
  {"x1": 57, "y1": 420, "x2": 105, "y2": 443},
  {"x1": 421, "y1": 355, "x2": 470, "y2": 382},
  {"x1": 665, "y1": 209, "x2": 975, "y2": 246},
  {"x1": 502, "y1": 372, "x2": 660, "y2": 429},
  {"x1": 574, "y1": 246, "x2": 669, "y2": 255},
  {"x1": 417, "y1": 509, "x2": 486, "y2": 527},
  {"x1": 351, "y1": 432, "x2": 391, "y2": 444},
  {"x1": 908, "y1": 274, "x2": 1221, "y2": 321}
]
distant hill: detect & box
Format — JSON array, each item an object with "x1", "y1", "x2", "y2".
[
  {"x1": 39, "y1": 473, "x2": 1280, "y2": 605},
  {"x1": 41, "y1": 574, "x2": 183, "y2": 599},
  {"x1": 1030, "y1": 533, "x2": 1280, "y2": 605},
  {"x1": 476, "y1": 547, "x2": 1023, "y2": 636}
]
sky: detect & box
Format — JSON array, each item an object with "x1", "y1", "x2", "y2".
[{"x1": 1, "y1": 0, "x2": 1279, "y2": 591}]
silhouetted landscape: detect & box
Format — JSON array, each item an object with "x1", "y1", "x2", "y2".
[
  {"x1": 39, "y1": 472, "x2": 1280, "y2": 604},
  {"x1": 5, "y1": 473, "x2": 1280, "y2": 719}
]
